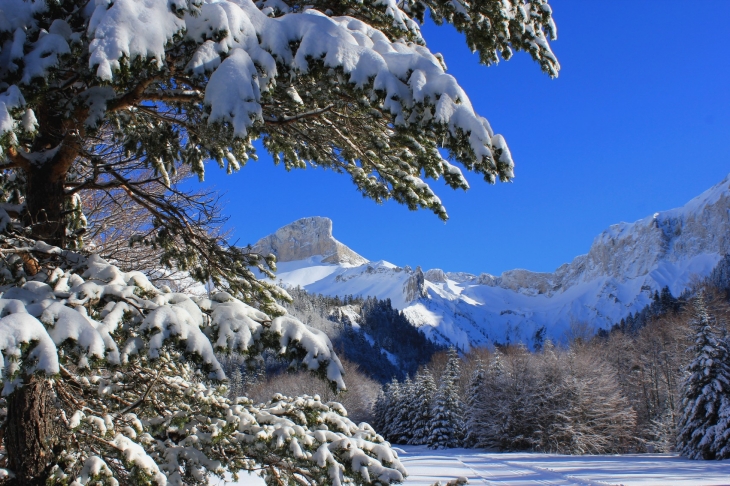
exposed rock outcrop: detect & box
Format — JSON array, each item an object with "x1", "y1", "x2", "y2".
[
  {"x1": 404, "y1": 266, "x2": 428, "y2": 302},
  {"x1": 252, "y1": 217, "x2": 368, "y2": 266},
  {"x1": 424, "y1": 268, "x2": 447, "y2": 283}
]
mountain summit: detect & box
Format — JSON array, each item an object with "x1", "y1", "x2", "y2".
[
  {"x1": 259, "y1": 175, "x2": 730, "y2": 348},
  {"x1": 252, "y1": 216, "x2": 368, "y2": 267}
]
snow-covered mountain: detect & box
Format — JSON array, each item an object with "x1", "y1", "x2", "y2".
[{"x1": 253, "y1": 176, "x2": 730, "y2": 348}]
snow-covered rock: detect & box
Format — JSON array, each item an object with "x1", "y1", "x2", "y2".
[{"x1": 258, "y1": 175, "x2": 730, "y2": 349}]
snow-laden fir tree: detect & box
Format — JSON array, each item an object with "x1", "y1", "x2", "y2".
[
  {"x1": 227, "y1": 364, "x2": 245, "y2": 398},
  {"x1": 464, "y1": 358, "x2": 487, "y2": 448},
  {"x1": 714, "y1": 370, "x2": 730, "y2": 458},
  {"x1": 428, "y1": 347, "x2": 464, "y2": 449},
  {"x1": 370, "y1": 388, "x2": 389, "y2": 437},
  {"x1": 377, "y1": 379, "x2": 402, "y2": 442},
  {"x1": 0, "y1": 247, "x2": 407, "y2": 485},
  {"x1": 390, "y1": 376, "x2": 415, "y2": 445},
  {"x1": 0, "y1": 0, "x2": 559, "y2": 482},
  {"x1": 676, "y1": 294, "x2": 730, "y2": 460},
  {"x1": 410, "y1": 368, "x2": 437, "y2": 446}
]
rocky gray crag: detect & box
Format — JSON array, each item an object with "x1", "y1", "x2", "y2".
[{"x1": 252, "y1": 216, "x2": 368, "y2": 266}]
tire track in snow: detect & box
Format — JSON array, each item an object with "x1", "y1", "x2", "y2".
[
  {"x1": 458, "y1": 454, "x2": 594, "y2": 486},
  {"x1": 499, "y1": 459, "x2": 616, "y2": 486}
]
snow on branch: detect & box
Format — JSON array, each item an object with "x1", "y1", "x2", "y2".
[
  {"x1": 0, "y1": 238, "x2": 405, "y2": 483},
  {"x1": 0, "y1": 247, "x2": 345, "y2": 390},
  {"x1": 0, "y1": 0, "x2": 515, "y2": 182}
]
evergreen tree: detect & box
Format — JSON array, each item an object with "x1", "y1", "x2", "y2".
[
  {"x1": 228, "y1": 365, "x2": 244, "y2": 398},
  {"x1": 712, "y1": 333, "x2": 730, "y2": 458},
  {"x1": 370, "y1": 388, "x2": 389, "y2": 437},
  {"x1": 428, "y1": 347, "x2": 465, "y2": 449},
  {"x1": 0, "y1": 0, "x2": 559, "y2": 482},
  {"x1": 391, "y1": 376, "x2": 416, "y2": 444},
  {"x1": 714, "y1": 362, "x2": 730, "y2": 458},
  {"x1": 411, "y1": 368, "x2": 438, "y2": 445},
  {"x1": 676, "y1": 294, "x2": 730, "y2": 459},
  {"x1": 381, "y1": 380, "x2": 403, "y2": 442},
  {"x1": 464, "y1": 358, "x2": 487, "y2": 448}
]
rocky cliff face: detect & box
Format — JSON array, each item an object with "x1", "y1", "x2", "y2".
[
  {"x1": 482, "y1": 176, "x2": 730, "y2": 297},
  {"x1": 403, "y1": 267, "x2": 428, "y2": 302},
  {"x1": 252, "y1": 217, "x2": 368, "y2": 266}
]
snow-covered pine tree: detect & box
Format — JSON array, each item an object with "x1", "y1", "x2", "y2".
[
  {"x1": 371, "y1": 388, "x2": 389, "y2": 436},
  {"x1": 712, "y1": 329, "x2": 730, "y2": 459},
  {"x1": 428, "y1": 347, "x2": 464, "y2": 449},
  {"x1": 391, "y1": 376, "x2": 416, "y2": 444},
  {"x1": 676, "y1": 294, "x2": 730, "y2": 460},
  {"x1": 0, "y1": 249, "x2": 407, "y2": 485},
  {"x1": 464, "y1": 358, "x2": 487, "y2": 448},
  {"x1": 0, "y1": 0, "x2": 559, "y2": 482},
  {"x1": 228, "y1": 364, "x2": 245, "y2": 398},
  {"x1": 379, "y1": 379, "x2": 402, "y2": 442},
  {"x1": 714, "y1": 353, "x2": 730, "y2": 458},
  {"x1": 410, "y1": 368, "x2": 437, "y2": 445}
]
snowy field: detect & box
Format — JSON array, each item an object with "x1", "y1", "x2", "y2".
[
  {"x1": 213, "y1": 445, "x2": 730, "y2": 485},
  {"x1": 392, "y1": 446, "x2": 730, "y2": 485}
]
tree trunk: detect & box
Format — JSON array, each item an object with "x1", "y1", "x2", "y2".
[
  {"x1": 23, "y1": 166, "x2": 67, "y2": 248},
  {"x1": 4, "y1": 104, "x2": 78, "y2": 485},
  {"x1": 5, "y1": 377, "x2": 59, "y2": 485},
  {"x1": 7, "y1": 168, "x2": 66, "y2": 481}
]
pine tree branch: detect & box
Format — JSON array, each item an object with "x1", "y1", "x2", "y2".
[
  {"x1": 263, "y1": 104, "x2": 334, "y2": 125},
  {"x1": 117, "y1": 371, "x2": 161, "y2": 417},
  {"x1": 4, "y1": 147, "x2": 31, "y2": 171}
]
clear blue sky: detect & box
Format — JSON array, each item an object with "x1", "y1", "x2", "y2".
[{"x1": 199, "y1": 1, "x2": 730, "y2": 276}]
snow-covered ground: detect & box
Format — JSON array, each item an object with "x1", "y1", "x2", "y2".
[
  {"x1": 212, "y1": 446, "x2": 730, "y2": 485},
  {"x1": 395, "y1": 446, "x2": 730, "y2": 486}
]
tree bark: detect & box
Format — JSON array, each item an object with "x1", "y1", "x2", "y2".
[
  {"x1": 5, "y1": 377, "x2": 59, "y2": 485},
  {"x1": 4, "y1": 101, "x2": 80, "y2": 485},
  {"x1": 22, "y1": 166, "x2": 67, "y2": 248}
]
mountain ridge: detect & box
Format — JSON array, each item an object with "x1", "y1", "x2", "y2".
[{"x1": 255, "y1": 174, "x2": 730, "y2": 348}]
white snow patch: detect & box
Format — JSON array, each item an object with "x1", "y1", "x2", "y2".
[{"x1": 393, "y1": 446, "x2": 730, "y2": 485}]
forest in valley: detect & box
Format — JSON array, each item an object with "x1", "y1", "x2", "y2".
[{"x1": 235, "y1": 258, "x2": 730, "y2": 457}]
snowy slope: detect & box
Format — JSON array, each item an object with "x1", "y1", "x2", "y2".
[{"x1": 254, "y1": 175, "x2": 730, "y2": 348}]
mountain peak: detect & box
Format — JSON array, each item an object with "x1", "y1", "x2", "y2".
[
  {"x1": 256, "y1": 175, "x2": 730, "y2": 349},
  {"x1": 252, "y1": 217, "x2": 368, "y2": 266}
]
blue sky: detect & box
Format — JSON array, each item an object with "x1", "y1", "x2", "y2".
[{"x1": 200, "y1": 1, "x2": 730, "y2": 276}]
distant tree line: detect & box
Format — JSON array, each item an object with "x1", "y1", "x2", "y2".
[
  {"x1": 373, "y1": 261, "x2": 730, "y2": 458},
  {"x1": 374, "y1": 344, "x2": 636, "y2": 454}
]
